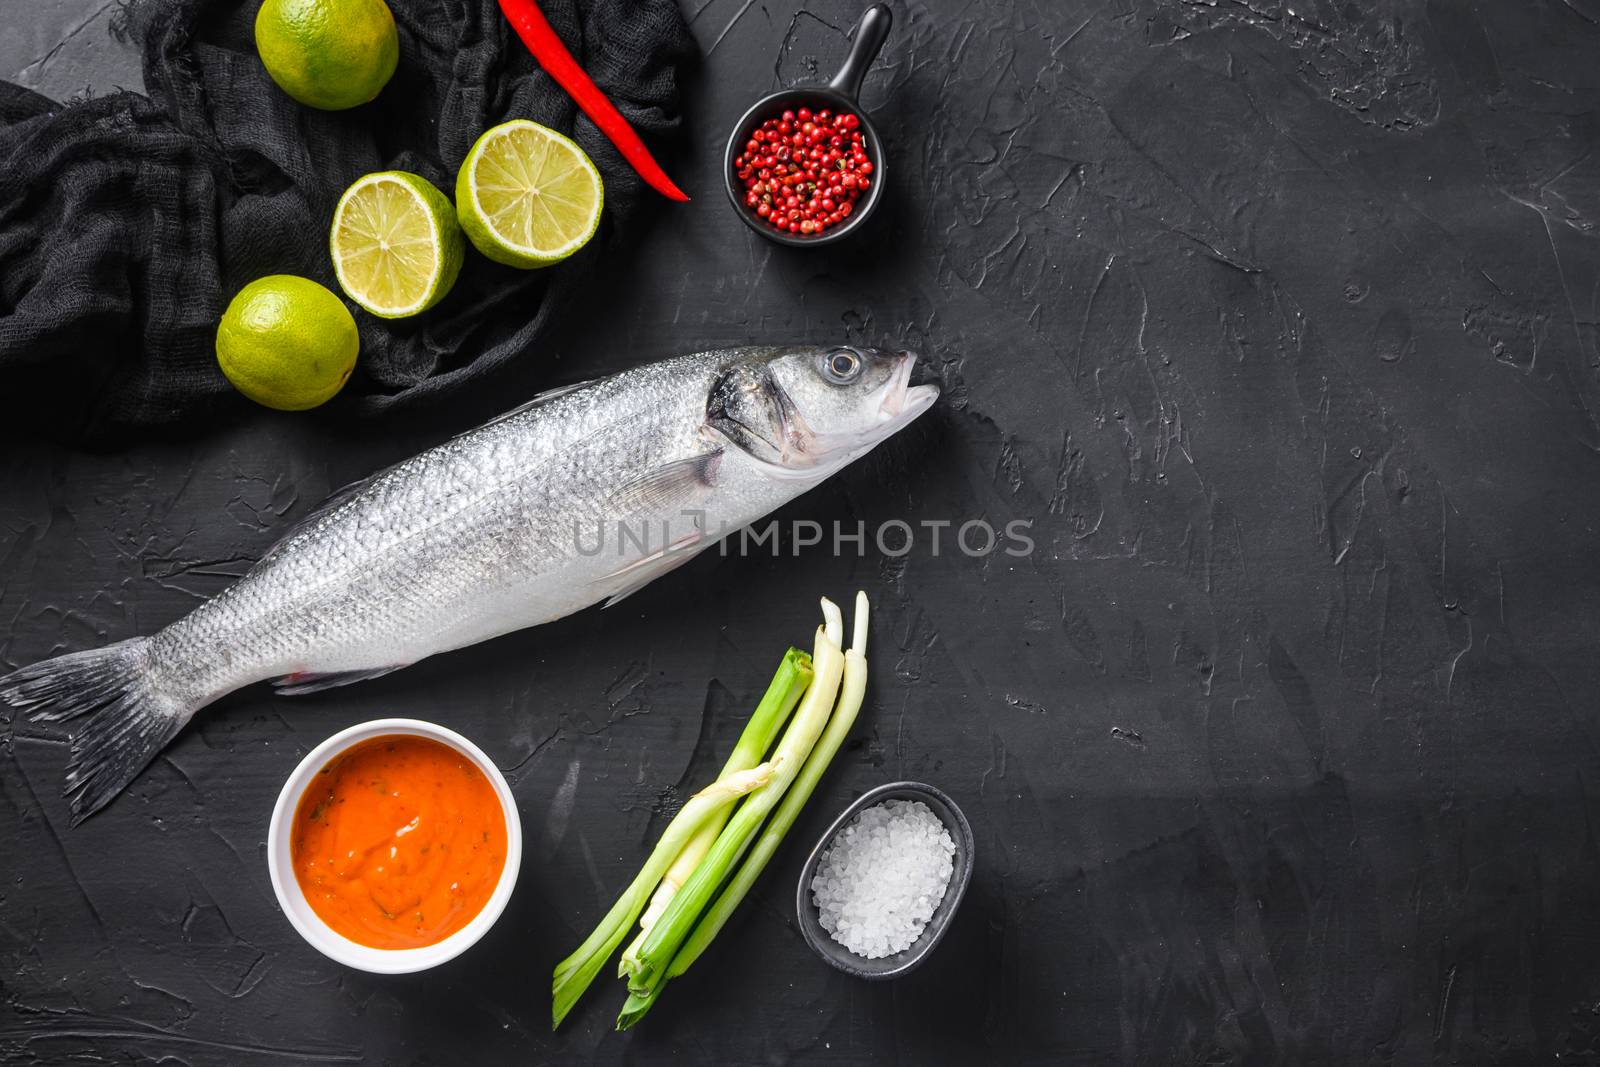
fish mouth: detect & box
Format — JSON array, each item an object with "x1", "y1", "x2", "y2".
[{"x1": 876, "y1": 351, "x2": 940, "y2": 425}]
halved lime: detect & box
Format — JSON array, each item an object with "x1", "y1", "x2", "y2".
[
  {"x1": 330, "y1": 171, "x2": 465, "y2": 318},
  {"x1": 455, "y1": 120, "x2": 603, "y2": 269}
]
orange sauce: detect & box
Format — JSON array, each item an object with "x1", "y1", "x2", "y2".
[{"x1": 291, "y1": 734, "x2": 507, "y2": 950}]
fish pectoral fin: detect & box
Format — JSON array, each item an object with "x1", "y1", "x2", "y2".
[
  {"x1": 597, "y1": 530, "x2": 710, "y2": 609},
  {"x1": 272, "y1": 665, "x2": 408, "y2": 696},
  {"x1": 607, "y1": 451, "x2": 723, "y2": 516}
]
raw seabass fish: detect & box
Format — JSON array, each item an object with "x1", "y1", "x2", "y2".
[{"x1": 2, "y1": 346, "x2": 937, "y2": 822}]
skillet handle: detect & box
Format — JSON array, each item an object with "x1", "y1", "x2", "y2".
[{"x1": 827, "y1": 4, "x2": 892, "y2": 104}]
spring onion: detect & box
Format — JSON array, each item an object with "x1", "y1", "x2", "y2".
[
  {"x1": 616, "y1": 593, "x2": 871, "y2": 1028},
  {"x1": 621, "y1": 601, "x2": 847, "y2": 998},
  {"x1": 550, "y1": 648, "x2": 812, "y2": 1029},
  {"x1": 619, "y1": 648, "x2": 811, "y2": 974}
]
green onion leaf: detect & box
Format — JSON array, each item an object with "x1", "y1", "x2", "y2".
[
  {"x1": 550, "y1": 647, "x2": 812, "y2": 1029},
  {"x1": 619, "y1": 598, "x2": 855, "y2": 1012}
]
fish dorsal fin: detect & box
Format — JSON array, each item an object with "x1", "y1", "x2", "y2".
[
  {"x1": 528, "y1": 379, "x2": 595, "y2": 404},
  {"x1": 250, "y1": 467, "x2": 391, "y2": 571},
  {"x1": 250, "y1": 380, "x2": 600, "y2": 573},
  {"x1": 462, "y1": 378, "x2": 597, "y2": 439}
]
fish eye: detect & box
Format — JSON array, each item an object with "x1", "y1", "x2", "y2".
[{"x1": 821, "y1": 348, "x2": 863, "y2": 385}]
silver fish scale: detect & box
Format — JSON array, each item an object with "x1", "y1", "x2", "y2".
[{"x1": 145, "y1": 352, "x2": 784, "y2": 707}]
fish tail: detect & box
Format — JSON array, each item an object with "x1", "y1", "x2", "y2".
[{"x1": 1, "y1": 638, "x2": 191, "y2": 825}]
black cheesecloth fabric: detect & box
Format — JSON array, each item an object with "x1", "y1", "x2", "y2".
[{"x1": 0, "y1": 0, "x2": 694, "y2": 441}]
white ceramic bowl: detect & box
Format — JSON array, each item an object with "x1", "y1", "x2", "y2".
[{"x1": 267, "y1": 718, "x2": 522, "y2": 974}]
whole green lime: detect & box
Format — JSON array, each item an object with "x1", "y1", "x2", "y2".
[
  {"x1": 254, "y1": 0, "x2": 399, "y2": 111},
  {"x1": 216, "y1": 276, "x2": 359, "y2": 410}
]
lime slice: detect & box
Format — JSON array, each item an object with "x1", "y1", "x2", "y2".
[
  {"x1": 455, "y1": 120, "x2": 604, "y2": 269},
  {"x1": 330, "y1": 171, "x2": 465, "y2": 318}
]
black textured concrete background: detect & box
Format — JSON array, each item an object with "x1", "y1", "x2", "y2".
[{"x1": 6, "y1": 0, "x2": 1600, "y2": 1063}]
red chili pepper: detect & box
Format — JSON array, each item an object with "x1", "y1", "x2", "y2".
[{"x1": 497, "y1": 0, "x2": 690, "y2": 203}]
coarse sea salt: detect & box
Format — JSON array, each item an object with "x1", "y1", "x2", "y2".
[{"x1": 811, "y1": 798, "x2": 956, "y2": 959}]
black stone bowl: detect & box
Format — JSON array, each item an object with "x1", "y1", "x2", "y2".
[
  {"x1": 795, "y1": 780, "x2": 975, "y2": 980},
  {"x1": 723, "y1": 4, "x2": 892, "y2": 248}
]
